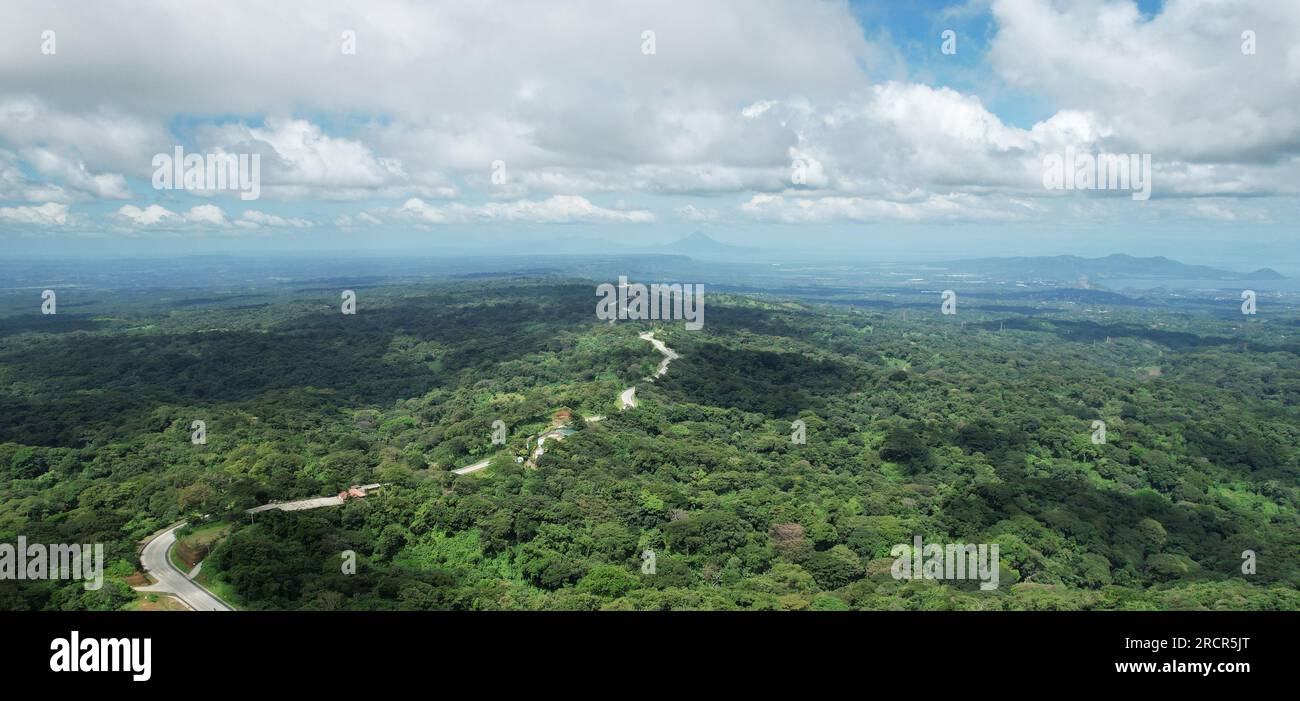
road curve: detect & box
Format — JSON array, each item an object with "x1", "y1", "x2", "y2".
[
  {"x1": 639, "y1": 331, "x2": 679, "y2": 378},
  {"x1": 457, "y1": 332, "x2": 679, "y2": 473},
  {"x1": 134, "y1": 523, "x2": 233, "y2": 612},
  {"x1": 619, "y1": 331, "x2": 678, "y2": 410}
]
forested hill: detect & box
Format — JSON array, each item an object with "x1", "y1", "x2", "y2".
[{"x1": 0, "y1": 279, "x2": 1296, "y2": 611}]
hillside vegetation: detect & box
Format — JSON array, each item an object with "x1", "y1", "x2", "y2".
[{"x1": 1, "y1": 280, "x2": 1296, "y2": 610}]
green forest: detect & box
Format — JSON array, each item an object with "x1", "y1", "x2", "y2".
[{"x1": 1, "y1": 277, "x2": 1297, "y2": 611}]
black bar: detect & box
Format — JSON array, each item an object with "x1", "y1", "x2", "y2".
[{"x1": 3, "y1": 611, "x2": 1289, "y2": 689}]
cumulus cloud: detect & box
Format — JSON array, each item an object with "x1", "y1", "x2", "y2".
[
  {"x1": 741, "y1": 192, "x2": 1033, "y2": 223},
  {"x1": 21, "y1": 147, "x2": 132, "y2": 199},
  {"x1": 0, "y1": 149, "x2": 73, "y2": 202},
  {"x1": 0, "y1": 1, "x2": 874, "y2": 120},
  {"x1": 0, "y1": 202, "x2": 72, "y2": 227},
  {"x1": 0, "y1": 97, "x2": 169, "y2": 170},
  {"x1": 196, "y1": 118, "x2": 455, "y2": 200},
  {"x1": 116, "y1": 203, "x2": 230, "y2": 228},
  {"x1": 240, "y1": 210, "x2": 314, "y2": 227},
  {"x1": 185, "y1": 204, "x2": 227, "y2": 226},
  {"x1": 394, "y1": 195, "x2": 654, "y2": 224},
  {"x1": 334, "y1": 212, "x2": 383, "y2": 228},
  {"x1": 116, "y1": 204, "x2": 176, "y2": 226},
  {"x1": 0, "y1": 97, "x2": 166, "y2": 198},
  {"x1": 115, "y1": 203, "x2": 319, "y2": 230},
  {"x1": 0, "y1": 0, "x2": 872, "y2": 205},
  {"x1": 0, "y1": 0, "x2": 1297, "y2": 231},
  {"x1": 989, "y1": 0, "x2": 1300, "y2": 163}
]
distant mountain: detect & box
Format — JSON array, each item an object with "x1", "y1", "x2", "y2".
[
  {"x1": 662, "y1": 232, "x2": 758, "y2": 258},
  {"x1": 947, "y1": 254, "x2": 1285, "y2": 281}
]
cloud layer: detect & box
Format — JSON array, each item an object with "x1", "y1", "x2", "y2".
[{"x1": 0, "y1": 0, "x2": 1297, "y2": 235}]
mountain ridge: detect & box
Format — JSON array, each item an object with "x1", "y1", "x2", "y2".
[{"x1": 947, "y1": 253, "x2": 1284, "y2": 281}]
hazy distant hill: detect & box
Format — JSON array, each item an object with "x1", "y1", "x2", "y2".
[
  {"x1": 947, "y1": 254, "x2": 1284, "y2": 281},
  {"x1": 662, "y1": 232, "x2": 758, "y2": 258}
]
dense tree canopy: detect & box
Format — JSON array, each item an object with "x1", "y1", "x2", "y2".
[{"x1": 1, "y1": 279, "x2": 1296, "y2": 611}]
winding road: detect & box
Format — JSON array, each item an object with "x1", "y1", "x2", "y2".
[
  {"x1": 640, "y1": 331, "x2": 680, "y2": 378},
  {"x1": 135, "y1": 483, "x2": 382, "y2": 610},
  {"x1": 621, "y1": 331, "x2": 678, "y2": 410},
  {"x1": 134, "y1": 523, "x2": 233, "y2": 612},
  {"x1": 132, "y1": 334, "x2": 683, "y2": 610},
  {"x1": 459, "y1": 331, "x2": 680, "y2": 470}
]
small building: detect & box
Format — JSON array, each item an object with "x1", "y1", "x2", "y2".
[{"x1": 338, "y1": 484, "x2": 376, "y2": 501}]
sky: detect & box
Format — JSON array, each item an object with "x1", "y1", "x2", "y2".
[{"x1": 1, "y1": 0, "x2": 1298, "y2": 269}]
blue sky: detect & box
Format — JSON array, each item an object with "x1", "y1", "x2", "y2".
[{"x1": 1, "y1": 0, "x2": 1298, "y2": 270}]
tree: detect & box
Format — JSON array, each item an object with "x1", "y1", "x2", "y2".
[{"x1": 577, "y1": 565, "x2": 639, "y2": 598}]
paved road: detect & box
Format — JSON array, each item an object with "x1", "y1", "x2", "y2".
[
  {"x1": 134, "y1": 523, "x2": 233, "y2": 612},
  {"x1": 452, "y1": 458, "x2": 492, "y2": 475},
  {"x1": 620, "y1": 332, "x2": 678, "y2": 410},
  {"x1": 457, "y1": 332, "x2": 679, "y2": 470},
  {"x1": 246, "y1": 495, "x2": 343, "y2": 513},
  {"x1": 639, "y1": 331, "x2": 679, "y2": 378},
  {"x1": 245, "y1": 483, "x2": 384, "y2": 513}
]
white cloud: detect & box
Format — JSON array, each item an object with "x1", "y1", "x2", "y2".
[
  {"x1": 740, "y1": 192, "x2": 1032, "y2": 223},
  {"x1": 194, "y1": 117, "x2": 456, "y2": 201},
  {"x1": 116, "y1": 203, "x2": 231, "y2": 228},
  {"x1": 0, "y1": 0, "x2": 1297, "y2": 231},
  {"x1": 240, "y1": 210, "x2": 314, "y2": 227},
  {"x1": 989, "y1": 0, "x2": 1300, "y2": 163},
  {"x1": 0, "y1": 149, "x2": 73, "y2": 202},
  {"x1": 0, "y1": 1, "x2": 875, "y2": 118},
  {"x1": 334, "y1": 212, "x2": 383, "y2": 227},
  {"x1": 0, "y1": 97, "x2": 165, "y2": 197},
  {"x1": 185, "y1": 204, "x2": 227, "y2": 226},
  {"x1": 0, "y1": 202, "x2": 72, "y2": 227},
  {"x1": 395, "y1": 195, "x2": 654, "y2": 224},
  {"x1": 117, "y1": 204, "x2": 176, "y2": 226},
  {"x1": 0, "y1": 0, "x2": 872, "y2": 203},
  {"x1": 20, "y1": 148, "x2": 131, "y2": 200}
]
